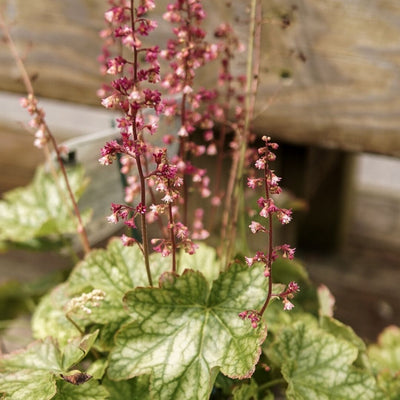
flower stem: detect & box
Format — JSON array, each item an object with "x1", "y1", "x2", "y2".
[
  {"x1": 0, "y1": 11, "x2": 91, "y2": 255},
  {"x1": 222, "y1": 0, "x2": 261, "y2": 266},
  {"x1": 168, "y1": 201, "x2": 177, "y2": 273},
  {"x1": 259, "y1": 162, "x2": 274, "y2": 316},
  {"x1": 130, "y1": 0, "x2": 152, "y2": 286}
]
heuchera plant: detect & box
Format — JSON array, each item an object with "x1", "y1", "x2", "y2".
[{"x1": 0, "y1": 1, "x2": 399, "y2": 399}]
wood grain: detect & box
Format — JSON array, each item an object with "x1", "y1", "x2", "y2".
[{"x1": 0, "y1": 0, "x2": 399, "y2": 155}]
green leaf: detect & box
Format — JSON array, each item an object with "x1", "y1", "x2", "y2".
[
  {"x1": 32, "y1": 239, "x2": 170, "y2": 349},
  {"x1": 317, "y1": 284, "x2": 335, "y2": 318},
  {"x1": 61, "y1": 330, "x2": 99, "y2": 370},
  {"x1": 0, "y1": 165, "x2": 91, "y2": 250},
  {"x1": 53, "y1": 379, "x2": 109, "y2": 400},
  {"x1": 368, "y1": 325, "x2": 400, "y2": 373},
  {"x1": 108, "y1": 262, "x2": 269, "y2": 400},
  {"x1": 374, "y1": 370, "x2": 400, "y2": 400},
  {"x1": 86, "y1": 359, "x2": 108, "y2": 380},
  {"x1": 267, "y1": 321, "x2": 377, "y2": 399},
  {"x1": 102, "y1": 376, "x2": 151, "y2": 400},
  {"x1": 67, "y1": 238, "x2": 170, "y2": 324},
  {"x1": 0, "y1": 337, "x2": 62, "y2": 373},
  {"x1": 0, "y1": 370, "x2": 56, "y2": 400},
  {"x1": 232, "y1": 379, "x2": 259, "y2": 400},
  {"x1": 178, "y1": 243, "x2": 221, "y2": 282},
  {"x1": 320, "y1": 316, "x2": 366, "y2": 354},
  {"x1": 368, "y1": 326, "x2": 400, "y2": 399},
  {"x1": 0, "y1": 334, "x2": 99, "y2": 400},
  {"x1": 32, "y1": 283, "x2": 81, "y2": 347}
]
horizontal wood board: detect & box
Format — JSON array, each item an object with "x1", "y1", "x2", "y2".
[{"x1": 0, "y1": 0, "x2": 399, "y2": 155}]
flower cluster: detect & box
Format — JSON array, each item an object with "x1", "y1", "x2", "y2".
[
  {"x1": 238, "y1": 310, "x2": 261, "y2": 329},
  {"x1": 246, "y1": 136, "x2": 296, "y2": 267},
  {"x1": 98, "y1": 1, "x2": 168, "y2": 261},
  {"x1": 65, "y1": 289, "x2": 106, "y2": 315},
  {"x1": 147, "y1": 149, "x2": 199, "y2": 257},
  {"x1": 160, "y1": 0, "x2": 221, "y2": 231},
  {"x1": 99, "y1": 1, "x2": 219, "y2": 268},
  {"x1": 279, "y1": 281, "x2": 300, "y2": 311},
  {"x1": 240, "y1": 136, "x2": 299, "y2": 326},
  {"x1": 20, "y1": 94, "x2": 49, "y2": 149}
]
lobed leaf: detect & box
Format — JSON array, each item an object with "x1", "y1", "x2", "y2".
[
  {"x1": 102, "y1": 376, "x2": 151, "y2": 400},
  {"x1": 0, "y1": 334, "x2": 99, "y2": 400},
  {"x1": 33, "y1": 239, "x2": 171, "y2": 348},
  {"x1": 0, "y1": 165, "x2": 91, "y2": 250},
  {"x1": 368, "y1": 325, "x2": 400, "y2": 373},
  {"x1": 232, "y1": 379, "x2": 259, "y2": 400},
  {"x1": 368, "y1": 325, "x2": 400, "y2": 399},
  {"x1": 53, "y1": 379, "x2": 109, "y2": 400},
  {"x1": 32, "y1": 283, "x2": 82, "y2": 347},
  {"x1": 67, "y1": 238, "x2": 171, "y2": 324},
  {"x1": 178, "y1": 243, "x2": 221, "y2": 282},
  {"x1": 108, "y1": 262, "x2": 269, "y2": 400},
  {"x1": 267, "y1": 321, "x2": 377, "y2": 400},
  {"x1": 0, "y1": 370, "x2": 56, "y2": 400}
]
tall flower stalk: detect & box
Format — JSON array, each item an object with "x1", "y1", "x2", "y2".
[
  {"x1": 240, "y1": 135, "x2": 299, "y2": 327},
  {"x1": 220, "y1": 0, "x2": 262, "y2": 267},
  {"x1": 98, "y1": 0, "x2": 165, "y2": 286},
  {"x1": 161, "y1": 1, "x2": 218, "y2": 230},
  {"x1": 0, "y1": 11, "x2": 91, "y2": 255}
]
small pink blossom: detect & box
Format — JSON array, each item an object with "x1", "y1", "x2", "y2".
[
  {"x1": 255, "y1": 158, "x2": 266, "y2": 170},
  {"x1": 245, "y1": 256, "x2": 254, "y2": 267},
  {"x1": 162, "y1": 193, "x2": 174, "y2": 203},
  {"x1": 279, "y1": 244, "x2": 296, "y2": 260},
  {"x1": 249, "y1": 221, "x2": 266, "y2": 234},
  {"x1": 238, "y1": 310, "x2": 261, "y2": 329},
  {"x1": 283, "y1": 298, "x2": 295, "y2": 311},
  {"x1": 121, "y1": 234, "x2": 136, "y2": 247},
  {"x1": 101, "y1": 94, "x2": 118, "y2": 108},
  {"x1": 178, "y1": 126, "x2": 188, "y2": 137},
  {"x1": 106, "y1": 213, "x2": 118, "y2": 224},
  {"x1": 277, "y1": 209, "x2": 292, "y2": 224}
]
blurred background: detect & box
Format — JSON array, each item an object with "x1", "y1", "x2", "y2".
[{"x1": 0, "y1": 0, "x2": 399, "y2": 347}]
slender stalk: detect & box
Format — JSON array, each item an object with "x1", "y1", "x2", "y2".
[
  {"x1": 208, "y1": 40, "x2": 234, "y2": 233},
  {"x1": 177, "y1": 3, "x2": 193, "y2": 228},
  {"x1": 259, "y1": 163, "x2": 274, "y2": 316},
  {"x1": 258, "y1": 378, "x2": 286, "y2": 392},
  {"x1": 222, "y1": 0, "x2": 261, "y2": 266},
  {"x1": 0, "y1": 12, "x2": 34, "y2": 95},
  {"x1": 167, "y1": 201, "x2": 177, "y2": 273},
  {"x1": 0, "y1": 11, "x2": 91, "y2": 255},
  {"x1": 130, "y1": 0, "x2": 152, "y2": 286}
]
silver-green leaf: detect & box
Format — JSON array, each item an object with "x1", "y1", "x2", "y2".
[
  {"x1": 108, "y1": 262, "x2": 269, "y2": 400},
  {"x1": 267, "y1": 321, "x2": 377, "y2": 400}
]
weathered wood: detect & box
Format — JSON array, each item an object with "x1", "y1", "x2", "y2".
[{"x1": 0, "y1": 0, "x2": 399, "y2": 155}]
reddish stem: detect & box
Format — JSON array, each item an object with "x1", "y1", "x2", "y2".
[
  {"x1": 259, "y1": 160, "x2": 273, "y2": 316},
  {"x1": 0, "y1": 11, "x2": 91, "y2": 255},
  {"x1": 130, "y1": 0, "x2": 152, "y2": 286}
]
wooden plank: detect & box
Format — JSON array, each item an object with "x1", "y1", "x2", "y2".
[{"x1": 0, "y1": 0, "x2": 399, "y2": 155}]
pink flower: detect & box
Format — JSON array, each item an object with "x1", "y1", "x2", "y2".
[
  {"x1": 247, "y1": 177, "x2": 262, "y2": 189},
  {"x1": 121, "y1": 234, "x2": 136, "y2": 247},
  {"x1": 178, "y1": 126, "x2": 188, "y2": 137},
  {"x1": 162, "y1": 193, "x2": 174, "y2": 203},
  {"x1": 106, "y1": 213, "x2": 118, "y2": 224},
  {"x1": 287, "y1": 281, "x2": 300, "y2": 293},
  {"x1": 238, "y1": 310, "x2": 261, "y2": 329},
  {"x1": 101, "y1": 94, "x2": 118, "y2": 108},
  {"x1": 277, "y1": 209, "x2": 292, "y2": 224},
  {"x1": 249, "y1": 221, "x2": 265, "y2": 234},
  {"x1": 255, "y1": 158, "x2": 266, "y2": 170},
  {"x1": 283, "y1": 298, "x2": 295, "y2": 311},
  {"x1": 245, "y1": 257, "x2": 254, "y2": 267},
  {"x1": 279, "y1": 244, "x2": 296, "y2": 260}
]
